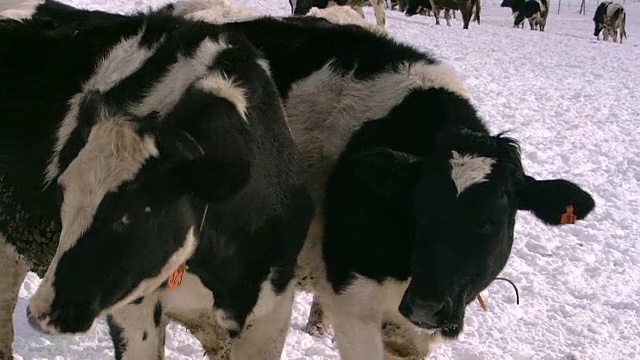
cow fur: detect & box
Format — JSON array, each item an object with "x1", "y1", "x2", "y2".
[
  {"x1": 593, "y1": 1, "x2": 627, "y2": 43},
  {"x1": 306, "y1": 5, "x2": 389, "y2": 36}
]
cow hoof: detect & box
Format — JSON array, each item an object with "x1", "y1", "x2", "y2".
[
  {"x1": 0, "y1": 348, "x2": 14, "y2": 360},
  {"x1": 302, "y1": 321, "x2": 333, "y2": 338}
]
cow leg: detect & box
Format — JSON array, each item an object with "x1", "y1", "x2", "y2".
[
  {"x1": 460, "y1": 6, "x2": 472, "y2": 29},
  {"x1": 430, "y1": 1, "x2": 441, "y2": 25},
  {"x1": 325, "y1": 281, "x2": 385, "y2": 360},
  {"x1": 303, "y1": 295, "x2": 331, "y2": 337},
  {"x1": 0, "y1": 241, "x2": 28, "y2": 360},
  {"x1": 370, "y1": 0, "x2": 387, "y2": 28},
  {"x1": 444, "y1": 9, "x2": 451, "y2": 26},
  {"x1": 229, "y1": 285, "x2": 295, "y2": 360},
  {"x1": 107, "y1": 292, "x2": 169, "y2": 360}
]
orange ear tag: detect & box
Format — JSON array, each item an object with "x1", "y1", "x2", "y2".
[
  {"x1": 168, "y1": 263, "x2": 187, "y2": 290},
  {"x1": 476, "y1": 293, "x2": 489, "y2": 311},
  {"x1": 560, "y1": 205, "x2": 577, "y2": 225}
]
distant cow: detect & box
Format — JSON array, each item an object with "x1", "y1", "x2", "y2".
[
  {"x1": 405, "y1": 0, "x2": 481, "y2": 29},
  {"x1": 6, "y1": 2, "x2": 594, "y2": 360},
  {"x1": 19, "y1": 4, "x2": 314, "y2": 360},
  {"x1": 291, "y1": 0, "x2": 387, "y2": 28},
  {"x1": 501, "y1": 0, "x2": 548, "y2": 31},
  {"x1": 593, "y1": 1, "x2": 627, "y2": 43}
]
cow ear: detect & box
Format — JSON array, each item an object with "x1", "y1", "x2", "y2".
[
  {"x1": 169, "y1": 130, "x2": 251, "y2": 203},
  {"x1": 351, "y1": 147, "x2": 423, "y2": 199},
  {"x1": 517, "y1": 175, "x2": 595, "y2": 225}
]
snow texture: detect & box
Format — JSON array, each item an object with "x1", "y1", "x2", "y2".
[{"x1": 10, "y1": 0, "x2": 640, "y2": 359}]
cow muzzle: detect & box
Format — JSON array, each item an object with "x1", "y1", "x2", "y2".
[
  {"x1": 26, "y1": 303, "x2": 97, "y2": 335},
  {"x1": 398, "y1": 291, "x2": 462, "y2": 338}
]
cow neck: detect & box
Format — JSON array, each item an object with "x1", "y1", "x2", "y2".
[{"x1": 167, "y1": 132, "x2": 209, "y2": 290}]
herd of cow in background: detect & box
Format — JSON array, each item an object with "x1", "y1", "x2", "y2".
[{"x1": 291, "y1": 0, "x2": 629, "y2": 42}]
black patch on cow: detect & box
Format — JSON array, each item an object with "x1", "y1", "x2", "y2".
[
  {"x1": 142, "y1": 330, "x2": 148, "y2": 341},
  {"x1": 322, "y1": 88, "x2": 487, "y2": 292},
  {"x1": 106, "y1": 315, "x2": 127, "y2": 360},
  {"x1": 153, "y1": 301, "x2": 162, "y2": 328},
  {"x1": 225, "y1": 17, "x2": 436, "y2": 99},
  {"x1": 130, "y1": 296, "x2": 144, "y2": 305}
]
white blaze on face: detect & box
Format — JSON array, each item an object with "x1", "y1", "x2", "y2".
[
  {"x1": 129, "y1": 37, "x2": 231, "y2": 117},
  {"x1": 449, "y1": 151, "x2": 495, "y2": 196},
  {"x1": 29, "y1": 117, "x2": 159, "y2": 316},
  {"x1": 44, "y1": 29, "x2": 160, "y2": 186},
  {"x1": 195, "y1": 72, "x2": 249, "y2": 121}
]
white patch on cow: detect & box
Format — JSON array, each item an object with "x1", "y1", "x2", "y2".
[
  {"x1": 256, "y1": 58, "x2": 271, "y2": 75},
  {"x1": 130, "y1": 37, "x2": 231, "y2": 117},
  {"x1": 305, "y1": 5, "x2": 389, "y2": 36},
  {"x1": 144, "y1": 206, "x2": 152, "y2": 213},
  {"x1": 173, "y1": 0, "x2": 262, "y2": 23},
  {"x1": 296, "y1": 216, "x2": 446, "y2": 358},
  {"x1": 0, "y1": 0, "x2": 40, "y2": 21},
  {"x1": 0, "y1": 235, "x2": 29, "y2": 348},
  {"x1": 109, "y1": 227, "x2": 199, "y2": 311},
  {"x1": 232, "y1": 284, "x2": 295, "y2": 359},
  {"x1": 108, "y1": 292, "x2": 167, "y2": 359},
  {"x1": 29, "y1": 119, "x2": 161, "y2": 318},
  {"x1": 216, "y1": 309, "x2": 240, "y2": 332},
  {"x1": 195, "y1": 73, "x2": 249, "y2": 121},
  {"x1": 44, "y1": 29, "x2": 160, "y2": 186},
  {"x1": 449, "y1": 151, "x2": 495, "y2": 196},
  {"x1": 162, "y1": 273, "x2": 214, "y2": 321},
  {"x1": 286, "y1": 60, "x2": 468, "y2": 202},
  {"x1": 249, "y1": 270, "x2": 279, "y2": 319},
  {"x1": 320, "y1": 275, "x2": 444, "y2": 359}
]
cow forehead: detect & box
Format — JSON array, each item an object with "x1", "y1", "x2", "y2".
[
  {"x1": 57, "y1": 117, "x2": 158, "y2": 252},
  {"x1": 449, "y1": 151, "x2": 496, "y2": 196}
]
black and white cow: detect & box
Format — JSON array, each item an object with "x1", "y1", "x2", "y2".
[
  {"x1": 405, "y1": 0, "x2": 481, "y2": 29},
  {"x1": 16, "y1": 2, "x2": 313, "y2": 359},
  {"x1": 291, "y1": 0, "x2": 387, "y2": 28},
  {"x1": 593, "y1": 1, "x2": 627, "y2": 43},
  {"x1": 224, "y1": 13, "x2": 595, "y2": 360},
  {"x1": 5, "y1": 1, "x2": 594, "y2": 359},
  {"x1": 501, "y1": 0, "x2": 549, "y2": 31}
]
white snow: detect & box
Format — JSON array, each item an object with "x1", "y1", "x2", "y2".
[{"x1": 10, "y1": 0, "x2": 640, "y2": 359}]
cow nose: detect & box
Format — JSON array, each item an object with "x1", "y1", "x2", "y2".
[
  {"x1": 399, "y1": 294, "x2": 445, "y2": 329},
  {"x1": 26, "y1": 306, "x2": 58, "y2": 335}
]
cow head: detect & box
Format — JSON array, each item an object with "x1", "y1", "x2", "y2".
[
  {"x1": 501, "y1": 0, "x2": 524, "y2": 13},
  {"x1": 352, "y1": 128, "x2": 595, "y2": 339},
  {"x1": 404, "y1": 0, "x2": 426, "y2": 17},
  {"x1": 27, "y1": 90, "x2": 251, "y2": 334}
]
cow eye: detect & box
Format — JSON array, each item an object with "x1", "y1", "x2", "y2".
[{"x1": 113, "y1": 214, "x2": 131, "y2": 232}]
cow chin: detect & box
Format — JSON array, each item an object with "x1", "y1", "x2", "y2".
[{"x1": 27, "y1": 302, "x2": 98, "y2": 335}]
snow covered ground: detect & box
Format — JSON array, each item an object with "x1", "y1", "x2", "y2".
[{"x1": 10, "y1": 0, "x2": 640, "y2": 359}]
